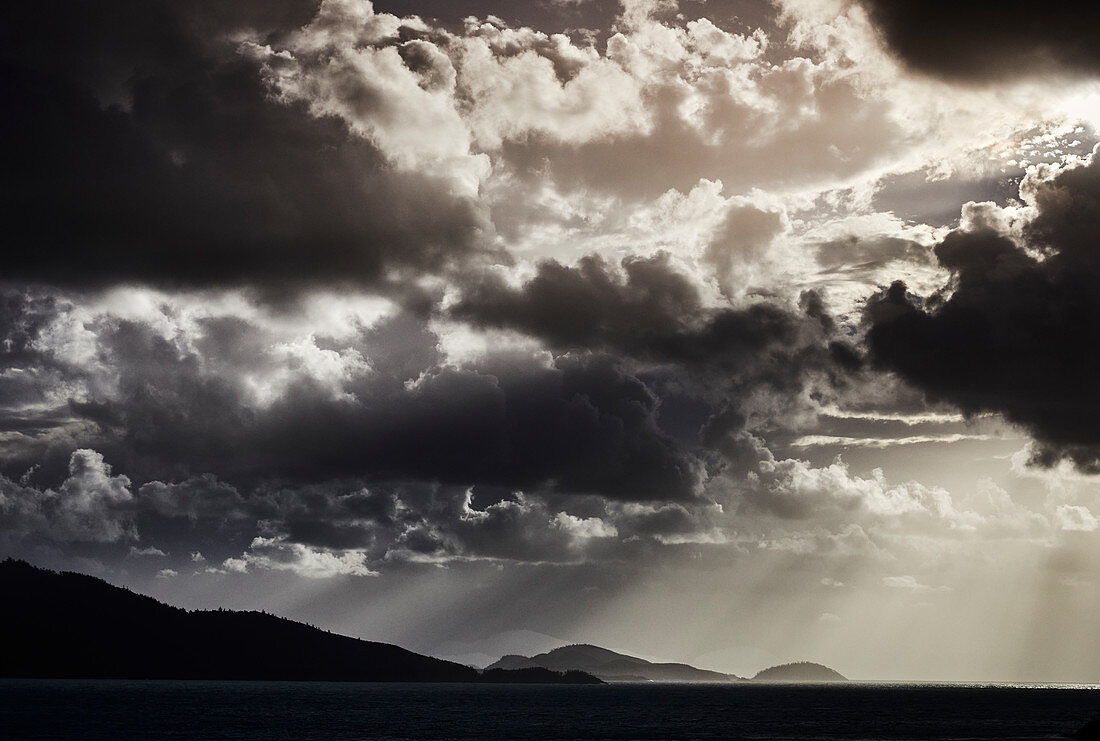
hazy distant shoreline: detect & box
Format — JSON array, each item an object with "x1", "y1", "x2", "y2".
[
  {"x1": 3, "y1": 559, "x2": 845, "y2": 685},
  {"x1": 7, "y1": 558, "x2": 1094, "y2": 689}
]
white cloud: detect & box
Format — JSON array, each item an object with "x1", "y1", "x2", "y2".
[
  {"x1": 790, "y1": 433, "x2": 998, "y2": 449},
  {"x1": 757, "y1": 523, "x2": 887, "y2": 558},
  {"x1": 608, "y1": 500, "x2": 727, "y2": 545},
  {"x1": 128, "y1": 546, "x2": 167, "y2": 558},
  {"x1": 245, "y1": 1, "x2": 487, "y2": 197},
  {"x1": 1054, "y1": 505, "x2": 1099, "y2": 532},
  {"x1": 749, "y1": 456, "x2": 984, "y2": 530},
  {"x1": 456, "y1": 24, "x2": 648, "y2": 150},
  {"x1": 257, "y1": 335, "x2": 370, "y2": 405},
  {"x1": 882, "y1": 575, "x2": 952, "y2": 594},
  {"x1": 224, "y1": 535, "x2": 378, "y2": 578},
  {"x1": 687, "y1": 18, "x2": 768, "y2": 66},
  {"x1": 0, "y1": 449, "x2": 135, "y2": 543},
  {"x1": 553, "y1": 512, "x2": 619, "y2": 540}
]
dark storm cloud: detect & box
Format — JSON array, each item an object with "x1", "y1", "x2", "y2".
[
  {"x1": 1, "y1": 291, "x2": 720, "y2": 568},
  {"x1": 858, "y1": 1, "x2": 1100, "y2": 83},
  {"x1": 460, "y1": 253, "x2": 784, "y2": 362},
  {"x1": 0, "y1": 448, "x2": 645, "y2": 569},
  {"x1": 253, "y1": 353, "x2": 703, "y2": 500},
  {"x1": 452, "y1": 253, "x2": 866, "y2": 496},
  {"x1": 0, "y1": 0, "x2": 488, "y2": 292},
  {"x1": 130, "y1": 476, "x2": 401, "y2": 560},
  {"x1": 866, "y1": 149, "x2": 1100, "y2": 471},
  {"x1": 0, "y1": 299, "x2": 704, "y2": 502},
  {"x1": 454, "y1": 252, "x2": 858, "y2": 395}
]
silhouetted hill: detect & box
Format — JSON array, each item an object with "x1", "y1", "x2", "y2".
[
  {"x1": 487, "y1": 643, "x2": 739, "y2": 682},
  {"x1": 752, "y1": 662, "x2": 847, "y2": 682},
  {"x1": 0, "y1": 559, "x2": 600, "y2": 684}
]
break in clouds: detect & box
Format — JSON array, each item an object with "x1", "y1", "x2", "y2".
[{"x1": 2, "y1": 0, "x2": 1100, "y2": 681}]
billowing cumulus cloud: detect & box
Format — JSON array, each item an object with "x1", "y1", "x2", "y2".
[
  {"x1": 1054, "y1": 504, "x2": 1099, "y2": 533},
  {"x1": 0, "y1": 449, "x2": 135, "y2": 544},
  {"x1": 223, "y1": 535, "x2": 378, "y2": 578},
  {"x1": 453, "y1": 252, "x2": 859, "y2": 408},
  {"x1": 867, "y1": 147, "x2": 1100, "y2": 471}
]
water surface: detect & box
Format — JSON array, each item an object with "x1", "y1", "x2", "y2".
[{"x1": 2, "y1": 679, "x2": 1098, "y2": 740}]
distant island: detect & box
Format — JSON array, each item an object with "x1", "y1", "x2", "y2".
[
  {"x1": 752, "y1": 662, "x2": 847, "y2": 682},
  {"x1": 488, "y1": 644, "x2": 740, "y2": 682},
  {"x1": 488, "y1": 646, "x2": 848, "y2": 684},
  {"x1": 0, "y1": 559, "x2": 601, "y2": 684}
]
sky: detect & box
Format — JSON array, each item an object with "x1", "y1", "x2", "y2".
[{"x1": 2, "y1": 0, "x2": 1100, "y2": 683}]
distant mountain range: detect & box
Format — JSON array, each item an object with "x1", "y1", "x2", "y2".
[
  {"x1": 488, "y1": 643, "x2": 739, "y2": 682},
  {"x1": 488, "y1": 642, "x2": 739, "y2": 681},
  {"x1": 0, "y1": 559, "x2": 600, "y2": 684},
  {"x1": 487, "y1": 645, "x2": 848, "y2": 683}
]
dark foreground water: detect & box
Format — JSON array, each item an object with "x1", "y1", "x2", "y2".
[{"x1": 2, "y1": 680, "x2": 1098, "y2": 740}]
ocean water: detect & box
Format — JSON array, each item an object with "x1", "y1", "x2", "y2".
[{"x1": 1, "y1": 680, "x2": 1098, "y2": 740}]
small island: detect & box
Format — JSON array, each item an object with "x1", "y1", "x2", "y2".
[{"x1": 752, "y1": 662, "x2": 847, "y2": 682}]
